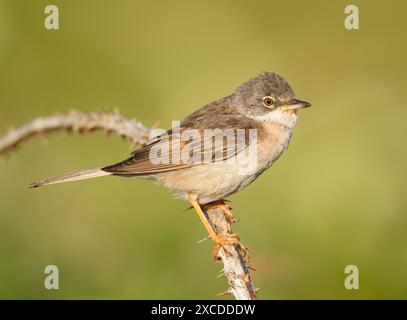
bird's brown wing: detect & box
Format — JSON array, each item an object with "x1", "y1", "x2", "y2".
[
  {"x1": 102, "y1": 129, "x2": 192, "y2": 175},
  {"x1": 103, "y1": 100, "x2": 259, "y2": 175}
]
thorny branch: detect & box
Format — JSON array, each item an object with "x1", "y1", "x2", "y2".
[
  {"x1": 0, "y1": 110, "x2": 257, "y2": 300},
  {"x1": 205, "y1": 206, "x2": 257, "y2": 299},
  {"x1": 0, "y1": 110, "x2": 151, "y2": 154}
]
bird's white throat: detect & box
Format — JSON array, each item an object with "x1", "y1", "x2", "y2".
[{"x1": 250, "y1": 109, "x2": 298, "y2": 129}]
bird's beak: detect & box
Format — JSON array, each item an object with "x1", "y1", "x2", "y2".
[{"x1": 280, "y1": 99, "x2": 311, "y2": 111}]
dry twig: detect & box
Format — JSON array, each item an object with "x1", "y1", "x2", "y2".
[{"x1": 0, "y1": 110, "x2": 151, "y2": 155}]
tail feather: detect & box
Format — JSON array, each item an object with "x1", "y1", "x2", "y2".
[{"x1": 28, "y1": 168, "x2": 111, "y2": 188}]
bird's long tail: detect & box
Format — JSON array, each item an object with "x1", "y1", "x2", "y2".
[{"x1": 27, "y1": 168, "x2": 111, "y2": 188}]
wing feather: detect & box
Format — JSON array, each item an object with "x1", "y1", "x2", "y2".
[{"x1": 103, "y1": 99, "x2": 259, "y2": 175}]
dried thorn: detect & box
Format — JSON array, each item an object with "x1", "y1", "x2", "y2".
[
  {"x1": 197, "y1": 236, "x2": 211, "y2": 244},
  {"x1": 151, "y1": 120, "x2": 160, "y2": 129},
  {"x1": 237, "y1": 243, "x2": 251, "y2": 263},
  {"x1": 238, "y1": 242, "x2": 250, "y2": 252},
  {"x1": 217, "y1": 290, "x2": 232, "y2": 297},
  {"x1": 38, "y1": 131, "x2": 47, "y2": 145},
  {"x1": 247, "y1": 265, "x2": 257, "y2": 272}
]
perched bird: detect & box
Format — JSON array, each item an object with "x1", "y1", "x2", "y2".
[{"x1": 29, "y1": 72, "x2": 311, "y2": 251}]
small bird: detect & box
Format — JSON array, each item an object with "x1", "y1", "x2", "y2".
[{"x1": 29, "y1": 72, "x2": 311, "y2": 251}]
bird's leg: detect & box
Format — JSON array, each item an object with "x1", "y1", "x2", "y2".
[
  {"x1": 188, "y1": 193, "x2": 239, "y2": 258},
  {"x1": 203, "y1": 199, "x2": 250, "y2": 262}
]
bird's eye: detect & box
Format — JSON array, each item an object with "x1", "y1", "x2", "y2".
[{"x1": 262, "y1": 96, "x2": 274, "y2": 107}]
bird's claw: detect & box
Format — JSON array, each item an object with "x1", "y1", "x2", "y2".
[{"x1": 211, "y1": 233, "x2": 240, "y2": 258}]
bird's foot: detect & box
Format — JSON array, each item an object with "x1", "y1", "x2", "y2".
[
  {"x1": 198, "y1": 232, "x2": 250, "y2": 262},
  {"x1": 188, "y1": 193, "x2": 249, "y2": 261},
  {"x1": 211, "y1": 233, "x2": 240, "y2": 259},
  {"x1": 203, "y1": 199, "x2": 238, "y2": 223}
]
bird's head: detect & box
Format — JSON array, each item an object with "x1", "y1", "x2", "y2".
[{"x1": 233, "y1": 72, "x2": 311, "y2": 128}]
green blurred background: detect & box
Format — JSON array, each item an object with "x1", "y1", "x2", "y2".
[{"x1": 0, "y1": 0, "x2": 406, "y2": 299}]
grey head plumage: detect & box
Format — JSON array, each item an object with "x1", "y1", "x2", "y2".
[{"x1": 233, "y1": 72, "x2": 296, "y2": 117}]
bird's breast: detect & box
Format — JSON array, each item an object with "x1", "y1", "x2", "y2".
[{"x1": 255, "y1": 121, "x2": 294, "y2": 173}]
